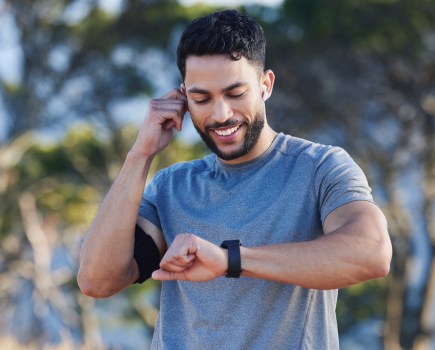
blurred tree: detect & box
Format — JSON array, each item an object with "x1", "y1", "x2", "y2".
[
  {"x1": 0, "y1": 124, "x2": 205, "y2": 347},
  {"x1": 0, "y1": 0, "x2": 216, "y2": 146},
  {"x1": 252, "y1": 0, "x2": 435, "y2": 348},
  {"x1": 0, "y1": 0, "x2": 211, "y2": 347},
  {"x1": 1, "y1": 0, "x2": 435, "y2": 348}
]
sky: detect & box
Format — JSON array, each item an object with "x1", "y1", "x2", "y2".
[
  {"x1": 180, "y1": 0, "x2": 283, "y2": 6},
  {"x1": 0, "y1": 0, "x2": 284, "y2": 84},
  {"x1": 0, "y1": 0, "x2": 284, "y2": 141},
  {"x1": 97, "y1": 0, "x2": 284, "y2": 14}
]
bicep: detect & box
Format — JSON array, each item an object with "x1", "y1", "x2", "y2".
[
  {"x1": 322, "y1": 201, "x2": 392, "y2": 280},
  {"x1": 323, "y1": 201, "x2": 388, "y2": 239},
  {"x1": 323, "y1": 201, "x2": 391, "y2": 247}
]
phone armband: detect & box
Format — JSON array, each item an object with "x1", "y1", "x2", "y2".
[{"x1": 133, "y1": 224, "x2": 161, "y2": 284}]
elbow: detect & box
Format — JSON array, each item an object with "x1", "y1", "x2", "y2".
[
  {"x1": 77, "y1": 269, "x2": 116, "y2": 299},
  {"x1": 365, "y1": 238, "x2": 393, "y2": 280},
  {"x1": 370, "y1": 257, "x2": 391, "y2": 280},
  {"x1": 375, "y1": 248, "x2": 392, "y2": 279},
  {"x1": 377, "y1": 233, "x2": 393, "y2": 277},
  {"x1": 371, "y1": 214, "x2": 393, "y2": 279}
]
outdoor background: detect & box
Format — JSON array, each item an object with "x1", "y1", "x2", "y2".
[{"x1": 0, "y1": 0, "x2": 434, "y2": 349}]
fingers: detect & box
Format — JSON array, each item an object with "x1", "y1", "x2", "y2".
[
  {"x1": 149, "y1": 89, "x2": 188, "y2": 132},
  {"x1": 133, "y1": 88, "x2": 189, "y2": 157},
  {"x1": 159, "y1": 234, "x2": 197, "y2": 269},
  {"x1": 160, "y1": 88, "x2": 187, "y2": 101},
  {"x1": 159, "y1": 253, "x2": 196, "y2": 272},
  {"x1": 152, "y1": 241, "x2": 196, "y2": 281},
  {"x1": 151, "y1": 234, "x2": 227, "y2": 282},
  {"x1": 149, "y1": 102, "x2": 186, "y2": 132}
]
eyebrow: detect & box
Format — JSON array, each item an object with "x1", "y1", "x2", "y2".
[{"x1": 187, "y1": 81, "x2": 249, "y2": 95}]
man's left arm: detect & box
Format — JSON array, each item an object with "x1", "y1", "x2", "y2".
[
  {"x1": 239, "y1": 200, "x2": 392, "y2": 289},
  {"x1": 152, "y1": 200, "x2": 392, "y2": 289}
]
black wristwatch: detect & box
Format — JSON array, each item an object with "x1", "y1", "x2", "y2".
[{"x1": 220, "y1": 240, "x2": 242, "y2": 278}]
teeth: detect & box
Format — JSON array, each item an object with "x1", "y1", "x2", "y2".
[{"x1": 214, "y1": 126, "x2": 239, "y2": 136}]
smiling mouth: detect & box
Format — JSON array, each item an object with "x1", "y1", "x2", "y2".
[{"x1": 210, "y1": 124, "x2": 242, "y2": 137}]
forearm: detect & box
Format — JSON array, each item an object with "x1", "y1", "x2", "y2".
[
  {"x1": 78, "y1": 151, "x2": 153, "y2": 297},
  {"x1": 240, "y1": 226, "x2": 391, "y2": 290}
]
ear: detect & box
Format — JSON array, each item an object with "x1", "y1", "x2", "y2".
[{"x1": 261, "y1": 70, "x2": 275, "y2": 101}]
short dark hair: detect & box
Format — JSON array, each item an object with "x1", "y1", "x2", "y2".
[{"x1": 177, "y1": 10, "x2": 266, "y2": 80}]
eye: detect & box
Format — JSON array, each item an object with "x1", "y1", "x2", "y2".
[
  {"x1": 227, "y1": 92, "x2": 246, "y2": 99},
  {"x1": 193, "y1": 98, "x2": 210, "y2": 105}
]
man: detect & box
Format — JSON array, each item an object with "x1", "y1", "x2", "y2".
[{"x1": 78, "y1": 10, "x2": 392, "y2": 349}]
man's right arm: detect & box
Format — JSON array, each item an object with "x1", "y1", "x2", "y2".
[{"x1": 77, "y1": 89, "x2": 187, "y2": 298}]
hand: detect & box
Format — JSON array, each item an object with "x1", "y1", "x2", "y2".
[
  {"x1": 152, "y1": 234, "x2": 228, "y2": 282},
  {"x1": 132, "y1": 89, "x2": 188, "y2": 157}
]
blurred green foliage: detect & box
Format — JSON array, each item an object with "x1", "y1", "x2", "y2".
[
  {"x1": 1, "y1": 0, "x2": 434, "y2": 348},
  {"x1": 280, "y1": 0, "x2": 432, "y2": 53}
]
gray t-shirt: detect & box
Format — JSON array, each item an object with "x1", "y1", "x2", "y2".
[{"x1": 139, "y1": 133, "x2": 373, "y2": 350}]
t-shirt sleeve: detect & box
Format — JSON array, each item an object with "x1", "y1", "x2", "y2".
[
  {"x1": 138, "y1": 170, "x2": 165, "y2": 230},
  {"x1": 314, "y1": 146, "x2": 373, "y2": 224}
]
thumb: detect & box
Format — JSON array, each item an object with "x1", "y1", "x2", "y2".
[{"x1": 152, "y1": 269, "x2": 186, "y2": 281}]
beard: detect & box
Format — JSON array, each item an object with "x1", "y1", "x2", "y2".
[{"x1": 192, "y1": 112, "x2": 265, "y2": 161}]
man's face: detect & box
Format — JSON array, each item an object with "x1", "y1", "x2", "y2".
[{"x1": 183, "y1": 55, "x2": 267, "y2": 164}]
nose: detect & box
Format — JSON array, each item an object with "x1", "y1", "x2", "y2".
[{"x1": 211, "y1": 99, "x2": 233, "y2": 123}]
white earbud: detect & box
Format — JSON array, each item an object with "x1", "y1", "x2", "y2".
[{"x1": 262, "y1": 86, "x2": 269, "y2": 101}]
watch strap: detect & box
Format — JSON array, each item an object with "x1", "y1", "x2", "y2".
[{"x1": 220, "y1": 240, "x2": 242, "y2": 278}]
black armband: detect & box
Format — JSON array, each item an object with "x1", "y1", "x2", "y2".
[{"x1": 133, "y1": 224, "x2": 161, "y2": 284}]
